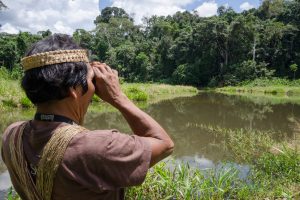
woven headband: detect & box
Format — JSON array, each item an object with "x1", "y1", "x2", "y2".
[{"x1": 21, "y1": 49, "x2": 89, "y2": 71}]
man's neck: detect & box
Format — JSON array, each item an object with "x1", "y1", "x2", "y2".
[{"x1": 36, "y1": 100, "x2": 80, "y2": 125}]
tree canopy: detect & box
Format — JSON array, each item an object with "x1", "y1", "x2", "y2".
[{"x1": 1, "y1": 0, "x2": 300, "y2": 86}]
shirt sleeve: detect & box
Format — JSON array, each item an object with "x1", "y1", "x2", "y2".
[{"x1": 60, "y1": 129, "x2": 152, "y2": 192}]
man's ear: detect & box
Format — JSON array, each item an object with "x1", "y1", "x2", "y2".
[{"x1": 69, "y1": 86, "x2": 80, "y2": 99}]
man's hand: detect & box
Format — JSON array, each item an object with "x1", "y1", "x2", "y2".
[{"x1": 91, "y1": 62, "x2": 126, "y2": 106}]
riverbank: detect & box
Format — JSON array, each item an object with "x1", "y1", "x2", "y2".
[{"x1": 216, "y1": 78, "x2": 300, "y2": 96}]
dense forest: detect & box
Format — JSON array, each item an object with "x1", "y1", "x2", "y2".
[{"x1": 0, "y1": 0, "x2": 300, "y2": 87}]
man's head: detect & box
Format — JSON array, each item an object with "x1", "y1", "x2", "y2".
[
  {"x1": 22, "y1": 34, "x2": 90, "y2": 104},
  {"x1": 21, "y1": 34, "x2": 95, "y2": 124}
]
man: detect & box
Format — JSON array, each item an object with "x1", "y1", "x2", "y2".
[{"x1": 1, "y1": 34, "x2": 174, "y2": 200}]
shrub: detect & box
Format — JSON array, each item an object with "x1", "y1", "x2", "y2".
[
  {"x1": 172, "y1": 64, "x2": 188, "y2": 84},
  {"x1": 92, "y1": 95, "x2": 101, "y2": 102},
  {"x1": 0, "y1": 66, "x2": 24, "y2": 80},
  {"x1": 224, "y1": 61, "x2": 274, "y2": 86},
  {"x1": 208, "y1": 77, "x2": 218, "y2": 88},
  {"x1": 2, "y1": 99, "x2": 18, "y2": 108},
  {"x1": 125, "y1": 87, "x2": 148, "y2": 101},
  {"x1": 0, "y1": 67, "x2": 11, "y2": 79},
  {"x1": 10, "y1": 65, "x2": 24, "y2": 80},
  {"x1": 20, "y1": 97, "x2": 33, "y2": 108}
]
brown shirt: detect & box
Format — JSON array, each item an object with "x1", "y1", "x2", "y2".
[{"x1": 1, "y1": 121, "x2": 152, "y2": 200}]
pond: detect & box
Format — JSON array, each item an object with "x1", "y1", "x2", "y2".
[{"x1": 0, "y1": 92, "x2": 299, "y2": 197}]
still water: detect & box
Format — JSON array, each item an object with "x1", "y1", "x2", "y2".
[{"x1": 0, "y1": 92, "x2": 299, "y2": 196}]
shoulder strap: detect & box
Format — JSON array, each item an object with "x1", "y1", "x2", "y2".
[
  {"x1": 8, "y1": 122, "x2": 87, "y2": 200},
  {"x1": 36, "y1": 124, "x2": 87, "y2": 200},
  {"x1": 8, "y1": 122, "x2": 42, "y2": 200}
]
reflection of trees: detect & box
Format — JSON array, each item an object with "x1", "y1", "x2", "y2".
[
  {"x1": 236, "y1": 103, "x2": 273, "y2": 131},
  {"x1": 85, "y1": 111, "x2": 131, "y2": 133},
  {"x1": 287, "y1": 117, "x2": 300, "y2": 142},
  {"x1": 211, "y1": 94, "x2": 273, "y2": 130},
  {"x1": 206, "y1": 93, "x2": 298, "y2": 136}
]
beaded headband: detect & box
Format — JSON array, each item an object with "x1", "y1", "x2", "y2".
[{"x1": 21, "y1": 49, "x2": 89, "y2": 71}]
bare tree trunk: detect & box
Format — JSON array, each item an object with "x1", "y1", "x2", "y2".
[
  {"x1": 253, "y1": 37, "x2": 256, "y2": 62},
  {"x1": 225, "y1": 41, "x2": 228, "y2": 66}
]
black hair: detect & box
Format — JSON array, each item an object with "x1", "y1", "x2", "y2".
[{"x1": 21, "y1": 34, "x2": 88, "y2": 104}]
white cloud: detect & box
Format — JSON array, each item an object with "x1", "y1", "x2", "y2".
[
  {"x1": 54, "y1": 21, "x2": 74, "y2": 34},
  {"x1": 195, "y1": 1, "x2": 218, "y2": 17},
  {"x1": 0, "y1": 23, "x2": 19, "y2": 34},
  {"x1": 240, "y1": 2, "x2": 254, "y2": 11},
  {"x1": 111, "y1": 0, "x2": 195, "y2": 24},
  {"x1": 0, "y1": 0, "x2": 100, "y2": 34}
]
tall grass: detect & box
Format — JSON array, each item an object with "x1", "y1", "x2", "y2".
[
  {"x1": 127, "y1": 162, "x2": 248, "y2": 200},
  {"x1": 127, "y1": 126, "x2": 300, "y2": 199},
  {"x1": 217, "y1": 78, "x2": 300, "y2": 96}
]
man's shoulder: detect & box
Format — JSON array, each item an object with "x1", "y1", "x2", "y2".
[
  {"x1": 2, "y1": 121, "x2": 27, "y2": 141},
  {"x1": 65, "y1": 129, "x2": 116, "y2": 156},
  {"x1": 65, "y1": 129, "x2": 140, "y2": 161}
]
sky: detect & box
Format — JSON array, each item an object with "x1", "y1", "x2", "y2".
[{"x1": 0, "y1": 0, "x2": 260, "y2": 34}]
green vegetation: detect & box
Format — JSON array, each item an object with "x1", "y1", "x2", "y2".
[
  {"x1": 122, "y1": 83, "x2": 198, "y2": 103},
  {"x1": 124, "y1": 87, "x2": 148, "y2": 102},
  {"x1": 1, "y1": 0, "x2": 300, "y2": 87},
  {"x1": 127, "y1": 125, "x2": 299, "y2": 199},
  {"x1": 0, "y1": 68, "x2": 31, "y2": 110},
  {"x1": 217, "y1": 78, "x2": 300, "y2": 96},
  {"x1": 290, "y1": 64, "x2": 298, "y2": 80},
  {"x1": 6, "y1": 188, "x2": 20, "y2": 200}
]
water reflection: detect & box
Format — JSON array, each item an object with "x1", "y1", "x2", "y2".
[
  {"x1": 0, "y1": 171, "x2": 11, "y2": 190},
  {"x1": 85, "y1": 93, "x2": 299, "y2": 161}
]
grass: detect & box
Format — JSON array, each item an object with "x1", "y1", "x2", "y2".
[
  {"x1": 216, "y1": 78, "x2": 300, "y2": 96},
  {"x1": 0, "y1": 77, "x2": 33, "y2": 109},
  {"x1": 126, "y1": 125, "x2": 299, "y2": 199},
  {"x1": 127, "y1": 162, "x2": 245, "y2": 200}
]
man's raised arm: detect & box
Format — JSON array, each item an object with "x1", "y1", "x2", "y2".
[{"x1": 92, "y1": 62, "x2": 174, "y2": 167}]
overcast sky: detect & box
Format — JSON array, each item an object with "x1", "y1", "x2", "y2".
[{"x1": 0, "y1": 0, "x2": 260, "y2": 34}]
